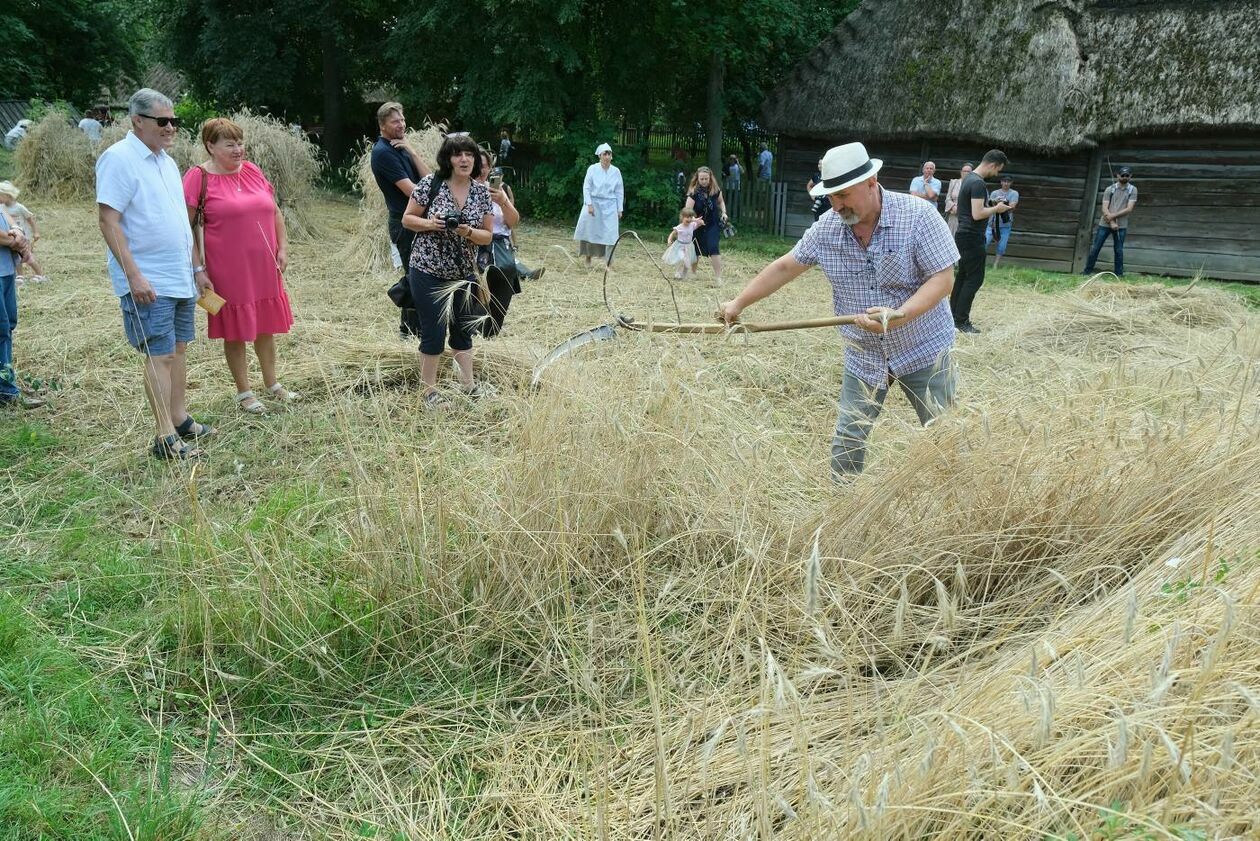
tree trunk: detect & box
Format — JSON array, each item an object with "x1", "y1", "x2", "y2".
[
  {"x1": 320, "y1": 22, "x2": 347, "y2": 165},
  {"x1": 705, "y1": 50, "x2": 724, "y2": 174}
]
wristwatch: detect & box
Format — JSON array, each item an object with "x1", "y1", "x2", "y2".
[{"x1": 193, "y1": 265, "x2": 206, "y2": 274}]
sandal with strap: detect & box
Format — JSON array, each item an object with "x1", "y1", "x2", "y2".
[
  {"x1": 423, "y1": 389, "x2": 451, "y2": 411},
  {"x1": 175, "y1": 415, "x2": 217, "y2": 439},
  {"x1": 462, "y1": 381, "x2": 497, "y2": 400},
  {"x1": 267, "y1": 383, "x2": 301, "y2": 403},
  {"x1": 152, "y1": 433, "x2": 204, "y2": 461},
  {"x1": 236, "y1": 391, "x2": 268, "y2": 415}
]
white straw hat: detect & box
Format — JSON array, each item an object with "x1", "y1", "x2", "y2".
[{"x1": 809, "y1": 142, "x2": 883, "y2": 197}]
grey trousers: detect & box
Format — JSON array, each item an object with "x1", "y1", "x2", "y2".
[{"x1": 832, "y1": 353, "x2": 956, "y2": 477}]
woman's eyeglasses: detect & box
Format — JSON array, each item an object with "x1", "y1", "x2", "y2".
[{"x1": 138, "y1": 114, "x2": 183, "y2": 128}]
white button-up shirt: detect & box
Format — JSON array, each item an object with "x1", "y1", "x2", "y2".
[
  {"x1": 95, "y1": 131, "x2": 196, "y2": 299},
  {"x1": 792, "y1": 188, "x2": 959, "y2": 387}
]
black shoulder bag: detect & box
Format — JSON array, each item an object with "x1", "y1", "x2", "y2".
[{"x1": 388, "y1": 176, "x2": 444, "y2": 308}]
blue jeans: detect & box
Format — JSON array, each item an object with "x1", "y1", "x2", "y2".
[
  {"x1": 832, "y1": 353, "x2": 956, "y2": 478},
  {"x1": 0, "y1": 273, "x2": 17, "y2": 398},
  {"x1": 985, "y1": 221, "x2": 1013, "y2": 256},
  {"x1": 1084, "y1": 225, "x2": 1127, "y2": 276}
]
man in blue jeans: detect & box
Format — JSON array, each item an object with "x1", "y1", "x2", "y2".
[
  {"x1": 1083, "y1": 166, "x2": 1138, "y2": 276},
  {"x1": 0, "y1": 211, "x2": 44, "y2": 409},
  {"x1": 719, "y1": 142, "x2": 959, "y2": 480}
]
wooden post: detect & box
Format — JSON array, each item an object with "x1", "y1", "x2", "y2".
[{"x1": 1073, "y1": 146, "x2": 1105, "y2": 272}]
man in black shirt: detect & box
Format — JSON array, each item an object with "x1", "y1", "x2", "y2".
[
  {"x1": 950, "y1": 148, "x2": 1011, "y2": 334},
  {"x1": 371, "y1": 102, "x2": 431, "y2": 339}
]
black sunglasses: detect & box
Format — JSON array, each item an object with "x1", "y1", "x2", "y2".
[{"x1": 138, "y1": 113, "x2": 182, "y2": 128}]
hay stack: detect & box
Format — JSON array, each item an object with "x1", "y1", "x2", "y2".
[
  {"x1": 1021, "y1": 281, "x2": 1245, "y2": 357},
  {"x1": 340, "y1": 125, "x2": 445, "y2": 273},
  {"x1": 14, "y1": 113, "x2": 95, "y2": 200},
  {"x1": 227, "y1": 110, "x2": 324, "y2": 241},
  {"x1": 94, "y1": 112, "x2": 322, "y2": 239},
  {"x1": 1079, "y1": 279, "x2": 1242, "y2": 329},
  {"x1": 96, "y1": 122, "x2": 199, "y2": 173}
]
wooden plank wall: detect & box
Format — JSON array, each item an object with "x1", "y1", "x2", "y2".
[
  {"x1": 1088, "y1": 136, "x2": 1260, "y2": 281},
  {"x1": 780, "y1": 137, "x2": 1089, "y2": 272},
  {"x1": 780, "y1": 139, "x2": 924, "y2": 238},
  {"x1": 781, "y1": 133, "x2": 1260, "y2": 281},
  {"x1": 928, "y1": 141, "x2": 1089, "y2": 273}
]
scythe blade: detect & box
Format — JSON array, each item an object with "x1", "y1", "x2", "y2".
[{"x1": 530, "y1": 322, "x2": 620, "y2": 388}]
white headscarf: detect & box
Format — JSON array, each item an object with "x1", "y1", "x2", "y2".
[{"x1": 595, "y1": 143, "x2": 612, "y2": 157}]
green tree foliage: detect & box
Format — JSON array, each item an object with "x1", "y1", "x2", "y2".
[
  {"x1": 156, "y1": 0, "x2": 394, "y2": 162},
  {"x1": 385, "y1": 0, "x2": 668, "y2": 131},
  {"x1": 0, "y1": 0, "x2": 148, "y2": 105},
  {"x1": 520, "y1": 121, "x2": 676, "y2": 225},
  {"x1": 385, "y1": 0, "x2": 857, "y2": 172}
]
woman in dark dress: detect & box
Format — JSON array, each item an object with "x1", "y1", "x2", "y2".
[{"x1": 683, "y1": 166, "x2": 728, "y2": 285}]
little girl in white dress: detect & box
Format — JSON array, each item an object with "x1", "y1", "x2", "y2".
[{"x1": 663, "y1": 207, "x2": 704, "y2": 279}]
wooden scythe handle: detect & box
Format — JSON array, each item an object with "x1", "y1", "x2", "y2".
[{"x1": 623, "y1": 311, "x2": 906, "y2": 334}]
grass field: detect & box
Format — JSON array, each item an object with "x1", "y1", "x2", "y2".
[{"x1": 2, "y1": 196, "x2": 1259, "y2": 839}]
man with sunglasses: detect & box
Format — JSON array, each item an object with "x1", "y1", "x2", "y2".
[
  {"x1": 1083, "y1": 166, "x2": 1138, "y2": 277},
  {"x1": 96, "y1": 88, "x2": 216, "y2": 461}
]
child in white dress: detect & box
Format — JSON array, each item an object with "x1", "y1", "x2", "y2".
[{"x1": 663, "y1": 207, "x2": 704, "y2": 279}]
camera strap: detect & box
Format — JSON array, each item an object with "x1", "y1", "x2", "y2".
[{"x1": 418, "y1": 175, "x2": 444, "y2": 220}]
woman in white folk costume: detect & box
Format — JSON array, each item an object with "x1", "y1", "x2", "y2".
[{"x1": 573, "y1": 142, "x2": 624, "y2": 267}]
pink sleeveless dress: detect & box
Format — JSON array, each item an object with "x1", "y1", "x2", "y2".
[{"x1": 182, "y1": 161, "x2": 294, "y2": 341}]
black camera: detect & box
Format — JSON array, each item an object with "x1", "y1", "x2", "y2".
[{"x1": 443, "y1": 214, "x2": 461, "y2": 230}]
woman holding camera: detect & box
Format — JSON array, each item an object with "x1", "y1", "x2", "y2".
[{"x1": 402, "y1": 134, "x2": 494, "y2": 409}]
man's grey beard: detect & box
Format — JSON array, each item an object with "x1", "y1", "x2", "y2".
[{"x1": 839, "y1": 211, "x2": 860, "y2": 225}]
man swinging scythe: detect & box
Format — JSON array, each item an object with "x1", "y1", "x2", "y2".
[
  {"x1": 718, "y1": 142, "x2": 961, "y2": 480},
  {"x1": 534, "y1": 143, "x2": 959, "y2": 481}
]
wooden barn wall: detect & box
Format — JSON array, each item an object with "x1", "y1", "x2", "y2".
[
  {"x1": 1092, "y1": 136, "x2": 1260, "y2": 282},
  {"x1": 781, "y1": 133, "x2": 1260, "y2": 281},
  {"x1": 781, "y1": 137, "x2": 1089, "y2": 273}
]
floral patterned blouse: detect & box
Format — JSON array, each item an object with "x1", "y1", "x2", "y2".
[{"x1": 408, "y1": 175, "x2": 493, "y2": 280}]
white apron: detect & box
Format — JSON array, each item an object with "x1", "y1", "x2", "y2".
[{"x1": 573, "y1": 163, "x2": 623, "y2": 246}]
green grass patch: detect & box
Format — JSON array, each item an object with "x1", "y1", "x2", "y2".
[{"x1": 0, "y1": 593, "x2": 209, "y2": 840}]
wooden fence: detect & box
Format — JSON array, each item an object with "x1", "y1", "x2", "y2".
[
  {"x1": 727, "y1": 179, "x2": 789, "y2": 236},
  {"x1": 498, "y1": 157, "x2": 790, "y2": 236},
  {"x1": 617, "y1": 123, "x2": 780, "y2": 175}
]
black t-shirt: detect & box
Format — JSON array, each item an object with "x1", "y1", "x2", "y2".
[
  {"x1": 370, "y1": 137, "x2": 420, "y2": 220},
  {"x1": 954, "y1": 172, "x2": 989, "y2": 237}
]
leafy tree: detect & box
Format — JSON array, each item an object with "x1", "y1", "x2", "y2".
[
  {"x1": 522, "y1": 121, "x2": 675, "y2": 225},
  {"x1": 0, "y1": 0, "x2": 147, "y2": 106},
  {"x1": 156, "y1": 0, "x2": 393, "y2": 163},
  {"x1": 384, "y1": 0, "x2": 670, "y2": 132},
  {"x1": 659, "y1": 0, "x2": 861, "y2": 171},
  {"x1": 384, "y1": 0, "x2": 857, "y2": 169}
]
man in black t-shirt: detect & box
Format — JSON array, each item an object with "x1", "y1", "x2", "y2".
[
  {"x1": 950, "y1": 148, "x2": 1011, "y2": 334},
  {"x1": 371, "y1": 102, "x2": 431, "y2": 339}
]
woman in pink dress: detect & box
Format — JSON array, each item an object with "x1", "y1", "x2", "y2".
[{"x1": 184, "y1": 117, "x2": 297, "y2": 415}]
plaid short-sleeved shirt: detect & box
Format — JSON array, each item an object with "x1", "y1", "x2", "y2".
[{"x1": 792, "y1": 188, "x2": 959, "y2": 387}]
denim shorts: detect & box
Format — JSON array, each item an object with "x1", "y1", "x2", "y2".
[{"x1": 120, "y1": 294, "x2": 196, "y2": 356}]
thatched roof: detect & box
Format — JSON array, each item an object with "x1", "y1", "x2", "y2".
[{"x1": 763, "y1": 0, "x2": 1260, "y2": 153}]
